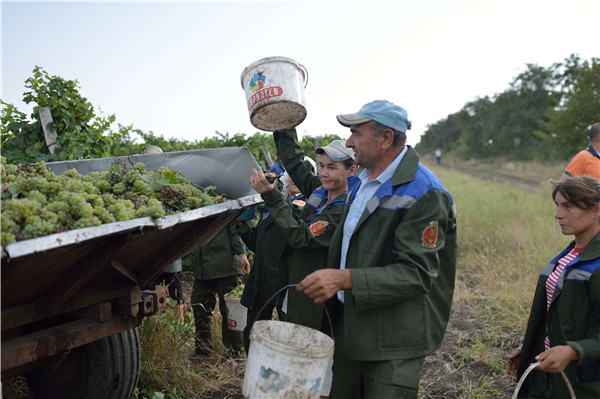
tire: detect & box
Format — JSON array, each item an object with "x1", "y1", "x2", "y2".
[{"x1": 26, "y1": 328, "x2": 141, "y2": 399}]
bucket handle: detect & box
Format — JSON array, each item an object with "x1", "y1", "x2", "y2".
[
  {"x1": 299, "y1": 63, "x2": 308, "y2": 88},
  {"x1": 511, "y1": 361, "x2": 575, "y2": 399},
  {"x1": 253, "y1": 283, "x2": 334, "y2": 339}
]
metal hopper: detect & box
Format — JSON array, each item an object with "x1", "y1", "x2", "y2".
[{"x1": 1, "y1": 146, "x2": 263, "y2": 381}]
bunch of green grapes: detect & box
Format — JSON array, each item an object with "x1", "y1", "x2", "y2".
[
  {"x1": 1, "y1": 157, "x2": 226, "y2": 246},
  {"x1": 227, "y1": 284, "x2": 245, "y2": 298}
]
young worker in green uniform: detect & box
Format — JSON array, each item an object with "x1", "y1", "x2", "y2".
[
  {"x1": 251, "y1": 138, "x2": 357, "y2": 334},
  {"x1": 189, "y1": 225, "x2": 249, "y2": 357},
  {"x1": 297, "y1": 100, "x2": 458, "y2": 399},
  {"x1": 237, "y1": 173, "x2": 308, "y2": 354}
]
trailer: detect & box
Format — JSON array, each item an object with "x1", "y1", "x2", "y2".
[{"x1": 1, "y1": 147, "x2": 263, "y2": 398}]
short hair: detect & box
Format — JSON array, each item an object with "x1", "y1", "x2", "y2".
[
  {"x1": 341, "y1": 157, "x2": 356, "y2": 169},
  {"x1": 589, "y1": 122, "x2": 600, "y2": 141},
  {"x1": 371, "y1": 122, "x2": 406, "y2": 147},
  {"x1": 551, "y1": 175, "x2": 600, "y2": 210}
]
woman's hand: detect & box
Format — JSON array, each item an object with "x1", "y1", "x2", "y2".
[
  {"x1": 250, "y1": 169, "x2": 277, "y2": 195},
  {"x1": 506, "y1": 345, "x2": 522, "y2": 377},
  {"x1": 535, "y1": 345, "x2": 578, "y2": 374}
]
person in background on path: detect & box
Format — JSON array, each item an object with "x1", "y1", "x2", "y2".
[
  {"x1": 188, "y1": 225, "x2": 250, "y2": 357},
  {"x1": 435, "y1": 148, "x2": 442, "y2": 165},
  {"x1": 506, "y1": 175, "x2": 600, "y2": 398},
  {"x1": 561, "y1": 122, "x2": 600, "y2": 181},
  {"x1": 297, "y1": 100, "x2": 457, "y2": 399},
  {"x1": 236, "y1": 171, "x2": 307, "y2": 354}
]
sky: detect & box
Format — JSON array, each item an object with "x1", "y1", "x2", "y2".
[{"x1": 2, "y1": 0, "x2": 599, "y2": 147}]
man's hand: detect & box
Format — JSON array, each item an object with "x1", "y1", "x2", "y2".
[
  {"x1": 506, "y1": 345, "x2": 522, "y2": 378},
  {"x1": 535, "y1": 345, "x2": 578, "y2": 374},
  {"x1": 297, "y1": 269, "x2": 352, "y2": 304},
  {"x1": 238, "y1": 253, "x2": 250, "y2": 274},
  {"x1": 250, "y1": 169, "x2": 277, "y2": 195}
]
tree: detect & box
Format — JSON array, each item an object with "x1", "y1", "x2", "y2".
[
  {"x1": 415, "y1": 112, "x2": 462, "y2": 155},
  {"x1": 538, "y1": 57, "x2": 600, "y2": 158},
  {"x1": 454, "y1": 96, "x2": 496, "y2": 159},
  {"x1": 1, "y1": 66, "x2": 118, "y2": 163}
]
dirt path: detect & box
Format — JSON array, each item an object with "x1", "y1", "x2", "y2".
[{"x1": 421, "y1": 154, "x2": 561, "y2": 191}]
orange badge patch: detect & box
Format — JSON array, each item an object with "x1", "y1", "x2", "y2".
[
  {"x1": 292, "y1": 199, "x2": 306, "y2": 207},
  {"x1": 310, "y1": 221, "x2": 329, "y2": 237},
  {"x1": 422, "y1": 221, "x2": 439, "y2": 248}
]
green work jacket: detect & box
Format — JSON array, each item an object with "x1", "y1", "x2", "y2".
[
  {"x1": 261, "y1": 187, "x2": 347, "y2": 331},
  {"x1": 238, "y1": 201, "x2": 299, "y2": 310},
  {"x1": 189, "y1": 225, "x2": 246, "y2": 280},
  {"x1": 517, "y1": 232, "x2": 600, "y2": 398},
  {"x1": 328, "y1": 146, "x2": 458, "y2": 361},
  {"x1": 271, "y1": 129, "x2": 352, "y2": 331}
]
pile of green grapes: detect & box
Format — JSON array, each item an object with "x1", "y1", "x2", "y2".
[
  {"x1": 1, "y1": 157, "x2": 226, "y2": 246},
  {"x1": 227, "y1": 284, "x2": 245, "y2": 298}
]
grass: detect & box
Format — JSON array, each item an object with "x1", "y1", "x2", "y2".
[
  {"x1": 418, "y1": 162, "x2": 571, "y2": 398},
  {"x1": 135, "y1": 160, "x2": 573, "y2": 399},
  {"x1": 428, "y1": 163, "x2": 569, "y2": 328},
  {"x1": 135, "y1": 280, "x2": 245, "y2": 399}
]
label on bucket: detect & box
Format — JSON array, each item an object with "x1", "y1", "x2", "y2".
[
  {"x1": 246, "y1": 72, "x2": 284, "y2": 110},
  {"x1": 247, "y1": 86, "x2": 284, "y2": 110},
  {"x1": 227, "y1": 317, "x2": 238, "y2": 329}
]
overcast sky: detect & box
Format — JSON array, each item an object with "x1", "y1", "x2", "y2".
[{"x1": 2, "y1": 0, "x2": 598, "y2": 146}]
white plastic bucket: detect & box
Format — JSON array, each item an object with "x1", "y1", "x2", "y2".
[
  {"x1": 223, "y1": 295, "x2": 247, "y2": 332},
  {"x1": 240, "y1": 56, "x2": 308, "y2": 132},
  {"x1": 242, "y1": 320, "x2": 334, "y2": 399}
]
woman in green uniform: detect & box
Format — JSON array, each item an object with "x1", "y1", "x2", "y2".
[
  {"x1": 237, "y1": 172, "x2": 309, "y2": 354},
  {"x1": 250, "y1": 131, "x2": 357, "y2": 334}
]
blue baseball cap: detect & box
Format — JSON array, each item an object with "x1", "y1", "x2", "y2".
[{"x1": 336, "y1": 100, "x2": 412, "y2": 133}]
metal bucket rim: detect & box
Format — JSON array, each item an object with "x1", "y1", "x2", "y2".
[
  {"x1": 223, "y1": 294, "x2": 242, "y2": 303},
  {"x1": 249, "y1": 320, "x2": 334, "y2": 358},
  {"x1": 240, "y1": 56, "x2": 307, "y2": 88}
]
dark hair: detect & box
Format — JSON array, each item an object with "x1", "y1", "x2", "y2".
[
  {"x1": 371, "y1": 122, "x2": 406, "y2": 147},
  {"x1": 341, "y1": 158, "x2": 356, "y2": 169},
  {"x1": 588, "y1": 122, "x2": 600, "y2": 141},
  {"x1": 551, "y1": 175, "x2": 600, "y2": 210}
]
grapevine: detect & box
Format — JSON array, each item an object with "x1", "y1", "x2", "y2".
[{"x1": 1, "y1": 157, "x2": 226, "y2": 246}]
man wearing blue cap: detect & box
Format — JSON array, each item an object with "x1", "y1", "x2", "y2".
[{"x1": 297, "y1": 100, "x2": 458, "y2": 398}]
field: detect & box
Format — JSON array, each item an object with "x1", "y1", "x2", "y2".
[
  {"x1": 418, "y1": 156, "x2": 569, "y2": 398},
  {"x1": 2, "y1": 156, "x2": 571, "y2": 398}
]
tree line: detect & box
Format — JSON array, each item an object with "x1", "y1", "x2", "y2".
[{"x1": 414, "y1": 54, "x2": 600, "y2": 161}]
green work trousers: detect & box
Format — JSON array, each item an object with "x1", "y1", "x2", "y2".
[
  {"x1": 329, "y1": 311, "x2": 425, "y2": 399},
  {"x1": 191, "y1": 276, "x2": 243, "y2": 354}
]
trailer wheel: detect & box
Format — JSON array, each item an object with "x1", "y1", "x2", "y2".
[{"x1": 26, "y1": 327, "x2": 141, "y2": 399}]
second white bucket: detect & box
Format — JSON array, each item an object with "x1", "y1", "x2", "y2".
[
  {"x1": 240, "y1": 56, "x2": 308, "y2": 132},
  {"x1": 223, "y1": 295, "x2": 247, "y2": 332},
  {"x1": 242, "y1": 320, "x2": 334, "y2": 398}
]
